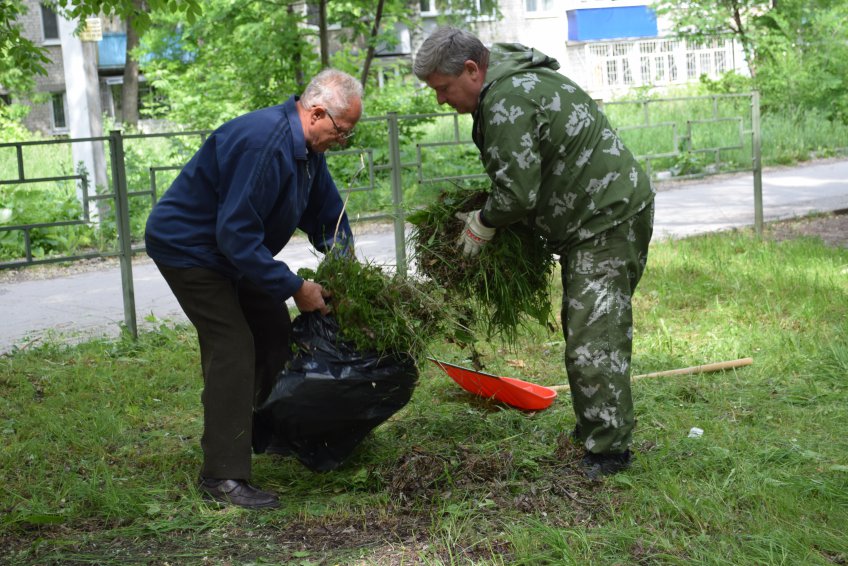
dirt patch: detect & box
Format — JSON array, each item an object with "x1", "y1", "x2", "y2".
[
  {"x1": 1, "y1": 435, "x2": 612, "y2": 564},
  {"x1": 763, "y1": 210, "x2": 848, "y2": 249},
  {"x1": 270, "y1": 510, "x2": 435, "y2": 563}
]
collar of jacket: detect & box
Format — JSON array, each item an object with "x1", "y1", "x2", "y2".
[
  {"x1": 285, "y1": 95, "x2": 308, "y2": 161},
  {"x1": 471, "y1": 82, "x2": 494, "y2": 152}
]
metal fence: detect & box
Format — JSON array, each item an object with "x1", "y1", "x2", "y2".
[{"x1": 0, "y1": 93, "x2": 762, "y2": 339}]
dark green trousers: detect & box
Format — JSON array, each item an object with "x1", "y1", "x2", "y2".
[
  {"x1": 155, "y1": 264, "x2": 292, "y2": 479},
  {"x1": 560, "y1": 202, "x2": 653, "y2": 454}
]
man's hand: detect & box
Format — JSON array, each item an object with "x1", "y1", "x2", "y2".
[
  {"x1": 293, "y1": 280, "x2": 331, "y2": 315},
  {"x1": 456, "y1": 210, "x2": 495, "y2": 257}
]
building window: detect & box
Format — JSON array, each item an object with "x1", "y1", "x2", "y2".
[
  {"x1": 715, "y1": 51, "x2": 727, "y2": 74},
  {"x1": 605, "y1": 59, "x2": 618, "y2": 85},
  {"x1": 526, "y1": 0, "x2": 553, "y2": 12},
  {"x1": 699, "y1": 52, "x2": 712, "y2": 76},
  {"x1": 662, "y1": 40, "x2": 679, "y2": 82},
  {"x1": 51, "y1": 92, "x2": 67, "y2": 130},
  {"x1": 305, "y1": 2, "x2": 320, "y2": 27},
  {"x1": 579, "y1": 36, "x2": 740, "y2": 93},
  {"x1": 106, "y1": 78, "x2": 165, "y2": 121},
  {"x1": 640, "y1": 56, "x2": 650, "y2": 81},
  {"x1": 41, "y1": 4, "x2": 60, "y2": 41},
  {"x1": 668, "y1": 54, "x2": 678, "y2": 81},
  {"x1": 420, "y1": 0, "x2": 496, "y2": 15},
  {"x1": 686, "y1": 52, "x2": 697, "y2": 79},
  {"x1": 654, "y1": 57, "x2": 665, "y2": 81},
  {"x1": 622, "y1": 59, "x2": 633, "y2": 84},
  {"x1": 478, "y1": 0, "x2": 497, "y2": 14}
]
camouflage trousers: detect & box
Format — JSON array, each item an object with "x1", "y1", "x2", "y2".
[{"x1": 560, "y1": 202, "x2": 654, "y2": 454}]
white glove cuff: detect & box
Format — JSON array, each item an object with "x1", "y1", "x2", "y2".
[{"x1": 468, "y1": 211, "x2": 495, "y2": 240}]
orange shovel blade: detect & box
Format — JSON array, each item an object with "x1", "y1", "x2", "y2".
[{"x1": 429, "y1": 358, "x2": 557, "y2": 411}]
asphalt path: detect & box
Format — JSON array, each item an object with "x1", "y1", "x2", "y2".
[{"x1": 2, "y1": 158, "x2": 847, "y2": 354}]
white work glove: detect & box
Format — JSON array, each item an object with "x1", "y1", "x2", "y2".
[{"x1": 455, "y1": 210, "x2": 495, "y2": 257}]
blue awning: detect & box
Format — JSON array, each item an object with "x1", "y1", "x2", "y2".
[
  {"x1": 567, "y1": 6, "x2": 658, "y2": 42},
  {"x1": 97, "y1": 31, "x2": 192, "y2": 70},
  {"x1": 98, "y1": 33, "x2": 126, "y2": 69}
]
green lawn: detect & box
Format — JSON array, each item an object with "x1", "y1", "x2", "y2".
[{"x1": 1, "y1": 222, "x2": 846, "y2": 565}]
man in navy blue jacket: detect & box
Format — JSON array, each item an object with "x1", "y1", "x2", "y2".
[{"x1": 145, "y1": 69, "x2": 363, "y2": 509}]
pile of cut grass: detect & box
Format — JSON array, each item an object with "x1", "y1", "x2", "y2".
[
  {"x1": 298, "y1": 254, "x2": 466, "y2": 360},
  {"x1": 408, "y1": 186, "x2": 557, "y2": 346}
]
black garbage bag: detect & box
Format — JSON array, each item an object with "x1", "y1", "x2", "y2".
[{"x1": 253, "y1": 311, "x2": 418, "y2": 472}]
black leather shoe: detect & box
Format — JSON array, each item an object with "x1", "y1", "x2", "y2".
[
  {"x1": 198, "y1": 477, "x2": 280, "y2": 509},
  {"x1": 580, "y1": 450, "x2": 632, "y2": 480}
]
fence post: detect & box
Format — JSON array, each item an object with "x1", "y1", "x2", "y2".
[
  {"x1": 751, "y1": 91, "x2": 763, "y2": 237},
  {"x1": 386, "y1": 112, "x2": 407, "y2": 275},
  {"x1": 108, "y1": 129, "x2": 138, "y2": 339}
]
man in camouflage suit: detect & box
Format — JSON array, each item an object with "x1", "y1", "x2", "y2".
[{"x1": 414, "y1": 27, "x2": 655, "y2": 479}]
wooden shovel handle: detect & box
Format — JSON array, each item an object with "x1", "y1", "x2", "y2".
[{"x1": 549, "y1": 357, "x2": 753, "y2": 392}]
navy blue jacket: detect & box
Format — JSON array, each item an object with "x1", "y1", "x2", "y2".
[{"x1": 145, "y1": 96, "x2": 353, "y2": 303}]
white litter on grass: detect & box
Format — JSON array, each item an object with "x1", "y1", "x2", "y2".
[{"x1": 688, "y1": 427, "x2": 704, "y2": 438}]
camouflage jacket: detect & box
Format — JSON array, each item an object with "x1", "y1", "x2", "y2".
[{"x1": 472, "y1": 44, "x2": 655, "y2": 252}]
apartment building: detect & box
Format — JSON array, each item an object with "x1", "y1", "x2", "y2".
[
  {"x1": 419, "y1": 0, "x2": 747, "y2": 100},
  {"x1": 11, "y1": 0, "x2": 145, "y2": 136},
  {"x1": 11, "y1": 1, "x2": 74, "y2": 135}
]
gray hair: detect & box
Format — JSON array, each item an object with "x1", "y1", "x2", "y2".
[
  {"x1": 301, "y1": 69, "x2": 364, "y2": 115},
  {"x1": 413, "y1": 27, "x2": 488, "y2": 80}
]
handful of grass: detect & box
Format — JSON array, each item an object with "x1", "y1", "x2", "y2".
[
  {"x1": 407, "y1": 186, "x2": 556, "y2": 346},
  {"x1": 298, "y1": 254, "x2": 463, "y2": 360}
]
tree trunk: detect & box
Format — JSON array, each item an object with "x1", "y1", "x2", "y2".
[
  {"x1": 121, "y1": 0, "x2": 144, "y2": 127},
  {"x1": 730, "y1": 0, "x2": 756, "y2": 77},
  {"x1": 360, "y1": 0, "x2": 386, "y2": 90},
  {"x1": 408, "y1": 0, "x2": 424, "y2": 61},
  {"x1": 319, "y1": 0, "x2": 329, "y2": 68},
  {"x1": 288, "y1": 3, "x2": 304, "y2": 89}
]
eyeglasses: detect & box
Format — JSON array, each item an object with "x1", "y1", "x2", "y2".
[{"x1": 325, "y1": 110, "x2": 355, "y2": 141}]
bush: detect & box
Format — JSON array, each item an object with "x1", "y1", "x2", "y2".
[
  {"x1": 0, "y1": 104, "x2": 34, "y2": 143},
  {"x1": 753, "y1": 4, "x2": 848, "y2": 123}
]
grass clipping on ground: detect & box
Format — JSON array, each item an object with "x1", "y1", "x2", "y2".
[{"x1": 408, "y1": 186, "x2": 557, "y2": 346}]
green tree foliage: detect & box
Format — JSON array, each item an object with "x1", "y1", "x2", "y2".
[
  {"x1": 655, "y1": 0, "x2": 848, "y2": 123},
  {"x1": 138, "y1": 0, "x2": 498, "y2": 129},
  {"x1": 56, "y1": 0, "x2": 202, "y2": 35},
  {"x1": 328, "y1": 0, "x2": 498, "y2": 92},
  {"x1": 140, "y1": 0, "x2": 318, "y2": 129},
  {"x1": 326, "y1": 0, "x2": 416, "y2": 89},
  {"x1": 0, "y1": 0, "x2": 51, "y2": 96},
  {"x1": 653, "y1": 0, "x2": 770, "y2": 77},
  {"x1": 5, "y1": 0, "x2": 497, "y2": 131},
  {"x1": 753, "y1": 0, "x2": 848, "y2": 122}
]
